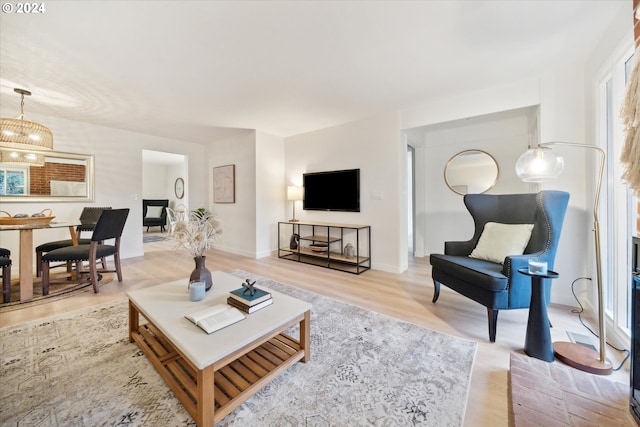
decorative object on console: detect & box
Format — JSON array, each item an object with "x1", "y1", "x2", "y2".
[
  {"x1": 515, "y1": 141, "x2": 611, "y2": 375},
  {"x1": 167, "y1": 207, "x2": 223, "y2": 291},
  {"x1": 289, "y1": 233, "x2": 299, "y2": 249},
  {"x1": 213, "y1": 164, "x2": 235, "y2": 203},
  {"x1": 309, "y1": 243, "x2": 328, "y2": 252},
  {"x1": 287, "y1": 185, "x2": 303, "y2": 222},
  {"x1": 344, "y1": 242, "x2": 355, "y2": 259},
  {"x1": 0, "y1": 88, "x2": 53, "y2": 151}
]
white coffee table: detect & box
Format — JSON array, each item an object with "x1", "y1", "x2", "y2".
[{"x1": 127, "y1": 270, "x2": 311, "y2": 427}]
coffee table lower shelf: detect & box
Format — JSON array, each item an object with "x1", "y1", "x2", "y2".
[{"x1": 129, "y1": 302, "x2": 310, "y2": 426}]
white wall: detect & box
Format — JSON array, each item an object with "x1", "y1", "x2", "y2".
[
  {"x1": 284, "y1": 111, "x2": 405, "y2": 273},
  {"x1": 207, "y1": 130, "x2": 258, "y2": 258},
  {"x1": 255, "y1": 131, "x2": 285, "y2": 258},
  {"x1": 142, "y1": 163, "x2": 169, "y2": 199},
  {"x1": 0, "y1": 113, "x2": 208, "y2": 269}
]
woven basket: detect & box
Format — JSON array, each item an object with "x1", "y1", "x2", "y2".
[{"x1": 0, "y1": 209, "x2": 55, "y2": 225}]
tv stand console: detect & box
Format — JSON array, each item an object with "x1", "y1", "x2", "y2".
[{"x1": 278, "y1": 221, "x2": 371, "y2": 274}]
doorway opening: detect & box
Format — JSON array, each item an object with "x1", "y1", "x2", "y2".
[{"x1": 141, "y1": 150, "x2": 187, "y2": 250}]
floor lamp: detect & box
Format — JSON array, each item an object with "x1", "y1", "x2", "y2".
[
  {"x1": 515, "y1": 141, "x2": 612, "y2": 375},
  {"x1": 287, "y1": 186, "x2": 303, "y2": 222}
]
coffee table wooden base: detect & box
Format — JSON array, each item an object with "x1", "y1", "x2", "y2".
[{"x1": 129, "y1": 301, "x2": 311, "y2": 427}]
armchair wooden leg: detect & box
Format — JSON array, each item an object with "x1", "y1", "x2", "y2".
[
  {"x1": 432, "y1": 281, "x2": 441, "y2": 303},
  {"x1": 488, "y1": 308, "x2": 498, "y2": 343}
]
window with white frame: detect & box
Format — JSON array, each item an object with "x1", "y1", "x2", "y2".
[
  {"x1": 0, "y1": 164, "x2": 28, "y2": 196},
  {"x1": 600, "y1": 41, "x2": 635, "y2": 340}
]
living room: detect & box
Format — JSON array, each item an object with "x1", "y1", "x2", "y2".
[{"x1": 0, "y1": 1, "x2": 638, "y2": 425}]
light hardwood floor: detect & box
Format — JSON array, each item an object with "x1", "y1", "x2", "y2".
[{"x1": 0, "y1": 238, "x2": 631, "y2": 426}]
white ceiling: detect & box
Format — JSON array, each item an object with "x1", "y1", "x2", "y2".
[{"x1": 0, "y1": 1, "x2": 630, "y2": 145}]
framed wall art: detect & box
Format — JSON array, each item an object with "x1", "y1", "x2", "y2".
[{"x1": 213, "y1": 164, "x2": 235, "y2": 203}]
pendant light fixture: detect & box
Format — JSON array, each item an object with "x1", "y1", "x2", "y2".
[{"x1": 0, "y1": 88, "x2": 54, "y2": 150}]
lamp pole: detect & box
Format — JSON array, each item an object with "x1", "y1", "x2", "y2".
[{"x1": 539, "y1": 142, "x2": 610, "y2": 373}]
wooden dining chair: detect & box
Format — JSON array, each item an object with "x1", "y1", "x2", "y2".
[
  {"x1": 35, "y1": 206, "x2": 112, "y2": 277},
  {"x1": 41, "y1": 209, "x2": 129, "y2": 294}
]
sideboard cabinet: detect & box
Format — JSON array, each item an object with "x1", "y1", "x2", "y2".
[{"x1": 277, "y1": 221, "x2": 371, "y2": 274}]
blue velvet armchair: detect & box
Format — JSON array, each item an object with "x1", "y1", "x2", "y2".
[{"x1": 429, "y1": 190, "x2": 569, "y2": 342}]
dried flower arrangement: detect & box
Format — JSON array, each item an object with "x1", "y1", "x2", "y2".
[{"x1": 168, "y1": 207, "x2": 223, "y2": 258}]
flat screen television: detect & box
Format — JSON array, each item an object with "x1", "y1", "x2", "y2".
[{"x1": 303, "y1": 169, "x2": 360, "y2": 212}]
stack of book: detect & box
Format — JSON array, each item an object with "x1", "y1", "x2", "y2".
[{"x1": 227, "y1": 287, "x2": 273, "y2": 313}]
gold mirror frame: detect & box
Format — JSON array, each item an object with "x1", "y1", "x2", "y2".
[
  {"x1": 444, "y1": 149, "x2": 499, "y2": 195},
  {"x1": 0, "y1": 147, "x2": 95, "y2": 202}
]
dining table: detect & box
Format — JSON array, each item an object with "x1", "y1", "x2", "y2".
[{"x1": 0, "y1": 220, "x2": 81, "y2": 301}]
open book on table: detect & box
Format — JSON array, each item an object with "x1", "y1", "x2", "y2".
[{"x1": 185, "y1": 304, "x2": 245, "y2": 334}]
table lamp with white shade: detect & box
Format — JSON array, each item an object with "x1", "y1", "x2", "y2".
[{"x1": 287, "y1": 186, "x2": 303, "y2": 222}]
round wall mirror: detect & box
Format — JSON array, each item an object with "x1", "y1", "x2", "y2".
[{"x1": 444, "y1": 149, "x2": 499, "y2": 195}]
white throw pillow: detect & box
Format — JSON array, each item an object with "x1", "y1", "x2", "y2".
[
  {"x1": 469, "y1": 222, "x2": 534, "y2": 264},
  {"x1": 145, "y1": 206, "x2": 164, "y2": 218}
]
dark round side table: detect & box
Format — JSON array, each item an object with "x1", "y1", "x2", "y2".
[{"x1": 517, "y1": 268, "x2": 559, "y2": 362}]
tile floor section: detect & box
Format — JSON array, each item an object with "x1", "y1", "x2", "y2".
[{"x1": 509, "y1": 351, "x2": 636, "y2": 426}]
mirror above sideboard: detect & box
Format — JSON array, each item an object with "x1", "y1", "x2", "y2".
[
  {"x1": 0, "y1": 148, "x2": 94, "y2": 202},
  {"x1": 444, "y1": 149, "x2": 499, "y2": 195}
]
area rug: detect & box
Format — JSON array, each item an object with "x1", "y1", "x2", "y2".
[
  {"x1": 143, "y1": 235, "x2": 166, "y2": 243},
  {"x1": 0, "y1": 270, "x2": 477, "y2": 426},
  {"x1": 0, "y1": 271, "x2": 114, "y2": 313}
]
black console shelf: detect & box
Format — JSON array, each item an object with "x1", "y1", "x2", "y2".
[{"x1": 278, "y1": 221, "x2": 371, "y2": 274}]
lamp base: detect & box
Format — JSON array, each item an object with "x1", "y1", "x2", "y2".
[{"x1": 553, "y1": 341, "x2": 612, "y2": 375}]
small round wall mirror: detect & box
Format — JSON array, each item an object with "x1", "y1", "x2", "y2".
[{"x1": 444, "y1": 149, "x2": 499, "y2": 195}]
